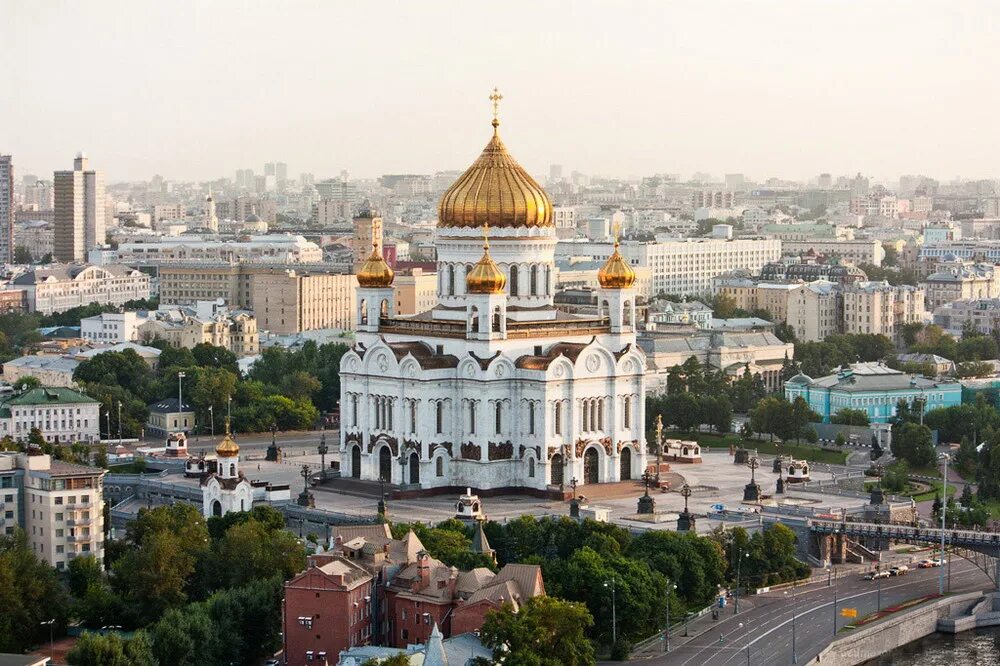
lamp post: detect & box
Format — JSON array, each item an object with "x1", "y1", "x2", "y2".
[
  {"x1": 604, "y1": 578, "x2": 617, "y2": 645},
  {"x1": 940, "y1": 452, "x2": 950, "y2": 596},
  {"x1": 208, "y1": 405, "x2": 214, "y2": 438},
  {"x1": 178, "y1": 370, "x2": 185, "y2": 416},
  {"x1": 734, "y1": 548, "x2": 749, "y2": 614},
  {"x1": 40, "y1": 619, "x2": 54, "y2": 660},
  {"x1": 105, "y1": 407, "x2": 111, "y2": 443},
  {"x1": 664, "y1": 582, "x2": 677, "y2": 652},
  {"x1": 784, "y1": 581, "x2": 799, "y2": 664},
  {"x1": 116, "y1": 400, "x2": 122, "y2": 445},
  {"x1": 318, "y1": 428, "x2": 328, "y2": 480},
  {"x1": 297, "y1": 464, "x2": 314, "y2": 507},
  {"x1": 655, "y1": 413, "x2": 664, "y2": 484}
]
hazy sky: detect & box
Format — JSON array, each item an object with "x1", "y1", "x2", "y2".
[{"x1": 3, "y1": 1, "x2": 999, "y2": 183}]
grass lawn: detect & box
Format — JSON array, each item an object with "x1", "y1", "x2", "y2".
[
  {"x1": 908, "y1": 465, "x2": 943, "y2": 479},
  {"x1": 863, "y1": 480, "x2": 955, "y2": 501},
  {"x1": 674, "y1": 432, "x2": 849, "y2": 465}
]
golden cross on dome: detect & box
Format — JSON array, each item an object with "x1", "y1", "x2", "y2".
[
  {"x1": 612, "y1": 220, "x2": 622, "y2": 246},
  {"x1": 489, "y1": 87, "x2": 503, "y2": 128},
  {"x1": 482, "y1": 222, "x2": 490, "y2": 250}
]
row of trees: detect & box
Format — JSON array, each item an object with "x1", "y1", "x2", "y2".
[
  {"x1": 748, "y1": 396, "x2": 821, "y2": 443},
  {"x1": 0, "y1": 504, "x2": 306, "y2": 664},
  {"x1": 69, "y1": 338, "x2": 350, "y2": 439}
]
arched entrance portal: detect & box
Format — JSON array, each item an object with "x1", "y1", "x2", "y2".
[
  {"x1": 211, "y1": 500, "x2": 222, "y2": 517},
  {"x1": 409, "y1": 452, "x2": 420, "y2": 485},
  {"x1": 550, "y1": 453, "x2": 564, "y2": 486},
  {"x1": 584, "y1": 448, "x2": 599, "y2": 484},
  {"x1": 351, "y1": 445, "x2": 361, "y2": 479},
  {"x1": 620, "y1": 447, "x2": 631, "y2": 480},
  {"x1": 378, "y1": 446, "x2": 392, "y2": 483}
]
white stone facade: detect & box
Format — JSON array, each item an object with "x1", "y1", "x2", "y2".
[{"x1": 340, "y1": 224, "x2": 647, "y2": 493}]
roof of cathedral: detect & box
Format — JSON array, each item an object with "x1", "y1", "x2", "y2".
[
  {"x1": 515, "y1": 342, "x2": 589, "y2": 370},
  {"x1": 386, "y1": 341, "x2": 460, "y2": 369},
  {"x1": 437, "y1": 91, "x2": 552, "y2": 230}
]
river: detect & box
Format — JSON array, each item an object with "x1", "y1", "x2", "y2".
[{"x1": 866, "y1": 628, "x2": 1000, "y2": 665}]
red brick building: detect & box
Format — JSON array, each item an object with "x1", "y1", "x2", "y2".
[{"x1": 283, "y1": 523, "x2": 545, "y2": 663}]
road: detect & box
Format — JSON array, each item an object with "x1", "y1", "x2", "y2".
[
  {"x1": 627, "y1": 557, "x2": 994, "y2": 666},
  {"x1": 165, "y1": 430, "x2": 332, "y2": 453}
]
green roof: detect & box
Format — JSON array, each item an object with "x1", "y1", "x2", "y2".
[{"x1": 2, "y1": 387, "x2": 99, "y2": 406}]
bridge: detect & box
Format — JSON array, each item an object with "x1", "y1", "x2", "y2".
[{"x1": 809, "y1": 517, "x2": 1000, "y2": 586}]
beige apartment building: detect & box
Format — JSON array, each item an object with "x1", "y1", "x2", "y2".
[
  {"x1": 921, "y1": 262, "x2": 1000, "y2": 311},
  {"x1": 394, "y1": 268, "x2": 438, "y2": 315},
  {"x1": 786, "y1": 280, "x2": 841, "y2": 342},
  {"x1": 843, "y1": 281, "x2": 924, "y2": 338},
  {"x1": 251, "y1": 270, "x2": 355, "y2": 334},
  {"x1": 138, "y1": 310, "x2": 259, "y2": 357},
  {"x1": 12, "y1": 264, "x2": 151, "y2": 315},
  {"x1": 0, "y1": 450, "x2": 105, "y2": 569}
]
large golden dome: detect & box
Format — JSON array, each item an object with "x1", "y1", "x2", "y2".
[
  {"x1": 466, "y1": 226, "x2": 507, "y2": 294},
  {"x1": 598, "y1": 240, "x2": 637, "y2": 289},
  {"x1": 357, "y1": 243, "x2": 394, "y2": 288},
  {"x1": 438, "y1": 93, "x2": 552, "y2": 229}
]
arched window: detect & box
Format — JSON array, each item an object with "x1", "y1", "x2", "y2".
[
  {"x1": 530, "y1": 265, "x2": 538, "y2": 295},
  {"x1": 471, "y1": 307, "x2": 480, "y2": 333},
  {"x1": 409, "y1": 401, "x2": 417, "y2": 434},
  {"x1": 380, "y1": 299, "x2": 389, "y2": 316},
  {"x1": 360, "y1": 299, "x2": 368, "y2": 324},
  {"x1": 448, "y1": 265, "x2": 456, "y2": 295},
  {"x1": 493, "y1": 307, "x2": 502, "y2": 332},
  {"x1": 436, "y1": 456, "x2": 444, "y2": 477},
  {"x1": 469, "y1": 401, "x2": 477, "y2": 434},
  {"x1": 229, "y1": 463, "x2": 235, "y2": 477},
  {"x1": 590, "y1": 400, "x2": 597, "y2": 432},
  {"x1": 509, "y1": 265, "x2": 519, "y2": 296},
  {"x1": 386, "y1": 399, "x2": 393, "y2": 431},
  {"x1": 554, "y1": 402, "x2": 562, "y2": 435},
  {"x1": 528, "y1": 402, "x2": 536, "y2": 434},
  {"x1": 624, "y1": 396, "x2": 632, "y2": 429},
  {"x1": 351, "y1": 394, "x2": 358, "y2": 427},
  {"x1": 495, "y1": 401, "x2": 502, "y2": 435},
  {"x1": 597, "y1": 399, "x2": 604, "y2": 431},
  {"x1": 582, "y1": 400, "x2": 589, "y2": 431},
  {"x1": 436, "y1": 401, "x2": 444, "y2": 434},
  {"x1": 528, "y1": 457, "x2": 535, "y2": 478}
]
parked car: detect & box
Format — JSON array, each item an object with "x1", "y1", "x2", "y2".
[
  {"x1": 917, "y1": 559, "x2": 935, "y2": 568},
  {"x1": 931, "y1": 558, "x2": 946, "y2": 567},
  {"x1": 864, "y1": 569, "x2": 890, "y2": 580},
  {"x1": 889, "y1": 565, "x2": 908, "y2": 576}
]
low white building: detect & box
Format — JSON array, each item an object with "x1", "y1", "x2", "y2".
[
  {"x1": 113, "y1": 234, "x2": 322, "y2": 266},
  {"x1": 0, "y1": 387, "x2": 101, "y2": 444},
  {"x1": 12, "y1": 264, "x2": 151, "y2": 315},
  {"x1": 2, "y1": 354, "x2": 80, "y2": 387},
  {"x1": 80, "y1": 311, "x2": 142, "y2": 343}
]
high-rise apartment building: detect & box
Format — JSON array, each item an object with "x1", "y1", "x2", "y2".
[
  {"x1": 54, "y1": 154, "x2": 105, "y2": 263},
  {"x1": 0, "y1": 449, "x2": 105, "y2": 570},
  {"x1": 0, "y1": 155, "x2": 13, "y2": 262}
]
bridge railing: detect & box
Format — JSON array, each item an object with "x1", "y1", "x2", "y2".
[{"x1": 809, "y1": 518, "x2": 1000, "y2": 548}]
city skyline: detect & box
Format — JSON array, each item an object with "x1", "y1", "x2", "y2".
[{"x1": 4, "y1": 1, "x2": 1000, "y2": 182}]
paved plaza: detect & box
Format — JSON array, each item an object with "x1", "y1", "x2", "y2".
[{"x1": 156, "y1": 447, "x2": 872, "y2": 533}]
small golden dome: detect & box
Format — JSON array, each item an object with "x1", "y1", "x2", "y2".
[
  {"x1": 466, "y1": 226, "x2": 507, "y2": 294},
  {"x1": 598, "y1": 240, "x2": 636, "y2": 289},
  {"x1": 357, "y1": 243, "x2": 394, "y2": 288},
  {"x1": 216, "y1": 419, "x2": 239, "y2": 457},
  {"x1": 438, "y1": 90, "x2": 552, "y2": 229}
]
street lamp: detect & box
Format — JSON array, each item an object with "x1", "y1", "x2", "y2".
[
  {"x1": 734, "y1": 548, "x2": 749, "y2": 614},
  {"x1": 655, "y1": 413, "x2": 664, "y2": 484},
  {"x1": 318, "y1": 428, "x2": 329, "y2": 480},
  {"x1": 664, "y1": 582, "x2": 677, "y2": 652},
  {"x1": 939, "y1": 452, "x2": 950, "y2": 596},
  {"x1": 116, "y1": 400, "x2": 122, "y2": 445},
  {"x1": 40, "y1": 619, "x2": 55, "y2": 659},
  {"x1": 783, "y1": 581, "x2": 799, "y2": 664},
  {"x1": 178, "y1": 370, "x2": 186, "y2": 415},
  {"x1": 604, "y1": 578, "x2": 617, "y2": 645},
  {"x1": 208, "y1": 405, "x2": 214, "y2": 438}
]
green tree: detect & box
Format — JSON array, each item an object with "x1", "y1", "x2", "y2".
[
  {"x1": 67, "y1": 554, "x2": 103, "y2": 598},
  {"x1": 890, "y1": 422, "x2": 936, "y2": 468},
  {"x1": 191, "y1": 343, "x2": 239, "y2": 374},
  {"x1": 480, "y1": 596, "x2": 595, "y2": 666},
  {"x1": 66, "y1": 631, "x2": 155, "y2": 666},
  {"x1": 73, "y1": 349, "x2": 153, "y2": 399},
  {"x1": 112, "y1": 504, "x2": 211, "y2": 625},
  {"x1": 214, "y1": 518, "x2": 306, "y2": 588},
  {"x1": 13, "y1": 246, "x2": 32, "y2": 264},
  {"x1": 14, "y1": 375, "x2": 41, "y2": 390},
  {"x1": 362, "y1": 655, "x2": 411, "y2": 666},
  {"x1": 0, "y1": 531, "x2": 71, "y2": 653},
  {"x1": 831, "y1": 408, "x2": 870, "y2": 426}
]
